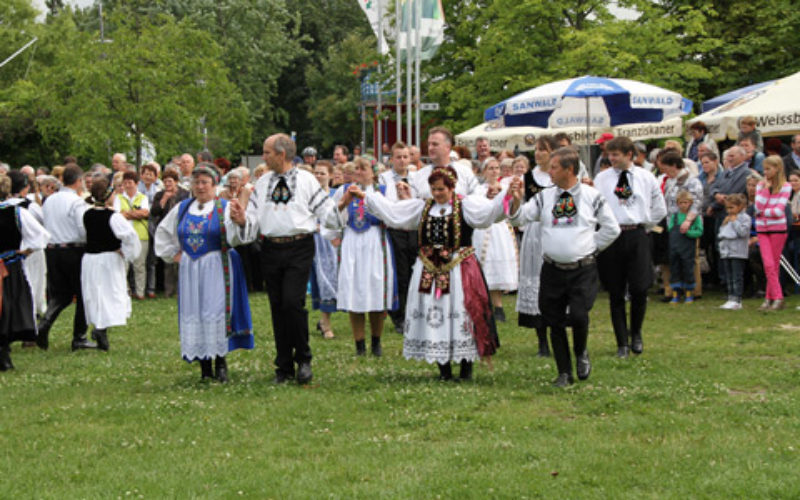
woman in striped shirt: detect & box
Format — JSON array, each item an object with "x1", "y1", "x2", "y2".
[{"x1": 754, "y1": 155, "x2": 792, "y2": 310}]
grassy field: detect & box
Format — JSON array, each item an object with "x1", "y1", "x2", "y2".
[{"x1": 2, "y1": 290, "x2": 799, "y2": 498}]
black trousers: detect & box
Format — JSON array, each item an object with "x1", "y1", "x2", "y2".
[
  {"x1": 260, "y1": 236, "x2": 315, "y2": 376},
  {"x1": 387, "y1": 228, "x2": 418, "y2": 325},
  {"x1": 668, "y1": 229, "x2": 697, "y2": 290},
  {"x1": 41, "y1": 247, "x2": 87, "y2": 340},
  {"x1": 597, "y1": 227, "x2": 651, "y2": 348},
  {"x1": 539, "y1": 262, "x2": 598, "y2": 376}
]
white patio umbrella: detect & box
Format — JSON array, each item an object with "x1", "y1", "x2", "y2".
[{"x1": 688, "y1": 70, "x2": 800, "y2": 141}]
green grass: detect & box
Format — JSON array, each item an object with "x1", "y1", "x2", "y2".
[{"x1": 2, "y1": 291, "x2": 800, "y2": 498}]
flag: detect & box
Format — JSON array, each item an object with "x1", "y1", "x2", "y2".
[
  {"x1": 397, "y1": 0, "x2": 445, "y2": 61},
  {"x1": 357, "y1": 0, "x2": 391, "y2": 54}
]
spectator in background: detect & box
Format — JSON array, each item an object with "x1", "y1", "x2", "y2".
[
  {"x1": 739, "y1": 133, "x2": 765, "y2": 174},
  {"x1": 782, "y1": 134, "x2": 800, "y2": 178},
  {"x1": 663, "y1": 140, "x2": 699, "y2": 177},
  {"x1": 150, "y1": 170, "x2": 188, "y2": 298},
  {"x1": 113, "y1": 171, "x2": 150, "y2": 300},
  {"x1": 37, "y1": 176, "x2": 60, "y2": 203},
  {"x1": 253, "y1": 163, "x2": 268, "y2": 181},
  {"x1": 754, "y1": 156, "x2": 791, "y2": 310},
  {"x1": 302, "y1": 147, "x2": 318, "y2": 166},
  {"x1": 592, "y1": 133, "x2": 614, "y2": 177},
  {"x1": 36, "y1": 166, "x2": 50, "y2": 176},
  {"x1": 737, "y1": 116, "x2": 763, "y2": 152},
  {"x1": 765, "y1": 138, "x2": 790, "y2": 158},
  {"x1": 685, "y1": 121, "x2": 719, "y2": 162},
  {"x1": 475, "y1": 137, "x2": 492, "y2": 165},
  {"x1": 453, "y1": 145, "x2": 472, "y2": 161},
  {"x1": 214, "y1": 158, "x2": 231, "y2": 176},
  {"x1": 51, "y1": 166, "x2": 65, "y2": 184},
  {"x1": 111, "y1": 153, "x2": 127, "y2": 172},
  {"x1": 409, "y1": 145, "x2": 423, "y2": 171},
  {"x1": 197, "y1": 151, "x2": 213, "y2": 164},
  {"x1": 333, "y1": 145, "x2": 349, "y2": 165},
  {"x1": 633, "y1": 141, "x2": 654, "y2": 173},
  {"x1": 179, "y1": 153, "x2": 195, "y2": 190}
]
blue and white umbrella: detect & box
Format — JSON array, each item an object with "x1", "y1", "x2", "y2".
[{"x1": 484, "y1": 75, "x2": 692, "y2": 129}]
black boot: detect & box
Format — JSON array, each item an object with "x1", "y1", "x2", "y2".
[
  {"x1": 35, "y1": 320, "x2": 51, "y2": 351},
  {"x1": 200, "y1": 359, "x2": 213, "y2": 380},
  {"x1": 437, "y1": 362, "x2": 452, "y2": 381},
  {"x1": 215, "y1": 356, "x2": 228, "y2": 383},
  {"x1": 494, "y1": 306, "x2": 506, "y2": 323},
  {"x1": 71, "y1": 334, "x2": 97, "y2": 351},
  {"x1": 371, "y1": 336, "x2": 382, "y2": 357},
  {"x1": 355, "y1": 339, "x2": 366, "y2": 356},
  {"x1": 0, "y1": 345, "x2": 13, "y2": 371},
  {"x1": 92, "y1": 328, "x2": 109, "y2": 352},
  {"x1": 459, "y1": 360, "x2": 473, "y2": 381},
  {"x1": 536, "y1": 327, "x2": 550, "y2": 357}
]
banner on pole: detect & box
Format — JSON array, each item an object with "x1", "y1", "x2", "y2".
[
  {"x1": 397, "y1": 0, "x2": 445, "y2": 61},
  {"x1": 357, "y1": 0, "x2": 391, "y2": 54}
]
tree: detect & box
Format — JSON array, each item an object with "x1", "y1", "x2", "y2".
[
  {"x1": 36, "y1": 11, "x2": 250, "y2": 166},
  {"x1": 306, "y1": 34, "x2": 380, "y2": 152}
]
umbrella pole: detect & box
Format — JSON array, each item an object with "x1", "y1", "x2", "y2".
[{"x1": 584, "y1": 98, "x2": 591, "y2": 177}]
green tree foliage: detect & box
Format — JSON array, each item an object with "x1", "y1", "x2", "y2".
[
  {"x1": 36, "y1": 11, "x2": 250, "y2": 166},
  {"x1": 306, "y1": 34, "x2": 379, "y2": 152}
]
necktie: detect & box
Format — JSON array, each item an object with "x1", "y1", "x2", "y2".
[
  {"x1": 552, "y1": 190, "x2": 577, "y2": 223},
  {"x1": 615, "y1": 170, "x2": 633, "y2": 199},
  {"x1": 271, "y1": 176, "x2": 291, "y2": 204}
]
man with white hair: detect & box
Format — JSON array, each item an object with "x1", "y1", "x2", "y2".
[
  {"x1": 0, "y1": 163, "x2": 9, "y2": 175},
  {"x1": 179, "y1": 153, "x2": 195, "y2": 190},
  {"x1": 111, "y1": 153, "x2": 127, "y2": 173},
  {"x1": 709, "y1": 146, "x2": 750, "y2": 223}
]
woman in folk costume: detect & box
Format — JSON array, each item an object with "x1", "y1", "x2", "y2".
[
  {"x1": 0, "y1": 174, "x2": 50, "y2": 371},
  {"x1": 80, "y1": 177, "x2": 142, "y2": 351},
  {"x1": 345, "y1": 166, "x2": 506, "y2": 381},
  {"x1": 333, "y1": 157, "x2": 398, "y2": 356},
  {"x1": 516, "y1": 135, "x2": 557, "y2": 358},
  {"x1": 155, "y1": 164, "x2": 253, "y2": 383},
  {"x1": 471, "y1": 157, "x2": 519, "y2": 323},
  {"x1": 310, "y1": 161, "x2": 340, "y2": 339}
]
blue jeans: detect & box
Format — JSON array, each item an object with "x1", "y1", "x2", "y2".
[{"x1": 721, "y1": 258, "x2": 746, "y2": 301}]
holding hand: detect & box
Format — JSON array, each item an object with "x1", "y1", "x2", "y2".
[
  {"x1": 396, "y1": 181, "x2": 412, "y2": 200},
  {"x1": 347, "y1": 184, "x2": 366, "y2": 200},
  {"x1": 229, "y1": 199, "x2": 246, "y2": 226}
]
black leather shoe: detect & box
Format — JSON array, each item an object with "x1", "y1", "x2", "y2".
[
  {"x1": 35, "y1": 326, "x2": 49, "y2": 351},
  {"x1": 552, "y1": 373, "x2": 574, "y2": 387},
  {"x1": 631, "y1": 336, "x2": 643, "y2": 354},
  {"x1": 296, "y1": 361, "x2": 313, "y2": 385},
  {"x1": 459, "y1": 360, "x2": 473, "y2": 381},
  {"x1": 576, "y1": 351, "x2": 591, "y2": 380},
  {"x1": 371, "y1": 336, "x2": 382, "y2": 357},
  {"x1": 0, "y1": 348, "x2": 13, "y2": 371},
  {"x1": 437, "y1": 362, "x2": 452, "y2": 381},
  {"x1": 355, "y1": 339, "x2": 366, "y2": 356},
  {"x1": 71, "y1": 337, "x2": 97, "y2": 351},
  {"x1": 274, "y1": 371, "x2": 291, "y2": 384},
  {"x1": 200, "y1": 359, "x2": 213, "y2": 380},
  {"x1": 494, "y1": 307, "x2": 506, "y2": 323},
  {"x1": 92, "y1": 329, "x2": 109, "y2": 351},
  {"x1": 215, "y1": 356, "x2": 228, "y2": 383},
  {"x1": 616, "y1": 345, "x2": 630, "y2": 359}
]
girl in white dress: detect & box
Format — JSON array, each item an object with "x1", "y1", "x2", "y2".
[
  {"x1": 81, "y1": 177, "x2": 142, "y2": 351},
  {"x1": 516, "y1": 136, "x2": 556, "y2": 357},
  {"x1": 334, "y1": 157, "x2": 397, "y2": 356},
  {"x1": 472, "y1": 157, "x2": 519, "y2": 322},
  {"x1": 348, "y1": 166, "x2": 506, "y2": 380}
]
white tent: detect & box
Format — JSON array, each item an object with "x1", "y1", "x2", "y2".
[
  {"x1": 688, "y1": 70, "x2": 800, "y2": 141},
  {"x1": 456, "y1": 117, "x2": 683, "y2": 153}
]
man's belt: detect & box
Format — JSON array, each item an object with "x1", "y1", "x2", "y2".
[
  {"x1": 260, "y1": 232, "x2": 313, "y2": 244},
  {"x1": 619, "y1": 223, "x2": 645, "y2": 231},
  {"x1": 47, "y1": 242, "x2": 86, "y2": 249},
  {"x1": 543, "y1": 254, "x2": 596, "y2": 271}
]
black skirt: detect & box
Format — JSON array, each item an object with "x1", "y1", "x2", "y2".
[{"x1": 1, "y1": 260, "x2": 37, "y2": 344}]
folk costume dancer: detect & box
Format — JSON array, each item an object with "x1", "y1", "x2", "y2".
[
  {"x1": 379, "y1": 142, "x2": 418, "y2": 334},
  {"x1": 516, "y1": 136, "x2": 557, "y2": 357},
  {"x1": 472, "y1": 157, "x2": 519, "y2": 323},
  {"x1": 6, "y1": 171, "x2": 47, "y2": 317},
  {"x1": 509, "y1": 147, "x2": 621, "y2": 387},
  {"x1": 155, "y1": 164, "x2": 253, "y2": 383},
  {"x1": 37, "y1": 164, "x2": 96, "y2": 351},
  {"x1": 335, "y1": 157, "x2": 398, "y2": 356},
  {"x1": 229, "y1": 134, "x2": 344, "y2": 385},
  {"x1": 352, "y1": 166, "x2": 506, "y2": 381},
  {"x1": 1, "y1": 175, "x2": 50, "y2": 370},
  {"x1": 81, "y1": 177, "x2": 142, "y2": 351},
  {"x1": 593, "y1": 137, "x2": 667, "y2": 358},
  {"x1": 310, "y1": 161, "x2": 340, "y2": 339}
]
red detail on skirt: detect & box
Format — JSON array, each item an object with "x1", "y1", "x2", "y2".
[{"x1": 460, "y1": 254, "x2": 495, "y2": 358}]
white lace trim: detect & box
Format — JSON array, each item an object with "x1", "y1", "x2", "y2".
[{"x1": 179, "y1": 316, "x2": 229, "y2": 361}]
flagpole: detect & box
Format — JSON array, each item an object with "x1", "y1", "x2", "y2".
[
  {"x1": 406, "y1": 0, "x2": 413, "y2": 147},
  {"x1": 377, "y1": 0, "x2": 383, "y2": 161},
  {"x1": 395, "y1": 0, "x2": 402, "y2": 145},
  {"x1": 414, "y1": 0, "x2": 421, "y2": 149}
]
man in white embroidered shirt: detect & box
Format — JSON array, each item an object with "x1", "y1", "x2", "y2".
[
  {"x1": 509, "y1": 146, "x2": 620, "y2": 387},
  {"x1": 229, "y1": 134, "x2": 343, "y2": 385},
  {"x1": 412, "y1": 126, "x2": 478, "y2": 199},
  {"x1": 593, "y1": 137, "x2": 667, "y2": 359}
]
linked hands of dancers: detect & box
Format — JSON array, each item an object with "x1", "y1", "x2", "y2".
[
  {"x1": 229, "y1": 199, "x2": 246, "y2": 226},
  {"x1": 396, "y1": 181, "x2": 412, "y2": 200},
  {"x1": 509, "y1": 176, "x2": 524, "y2": 215}
]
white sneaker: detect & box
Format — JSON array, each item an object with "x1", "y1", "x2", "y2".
[
  {"x1": 719, "y1": 301, "x2": 735, "y2": 309},
  {"x1": 729, "y1": 301, "x2": 742, "y2": 310}
]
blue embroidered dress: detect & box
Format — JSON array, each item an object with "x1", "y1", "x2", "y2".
[
  {"x1": 154, "y1": 198, "x2": 253, "y2": 362},
  {"x1": 310, "y1": 189, "x2": 339, "y2": 313}
]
